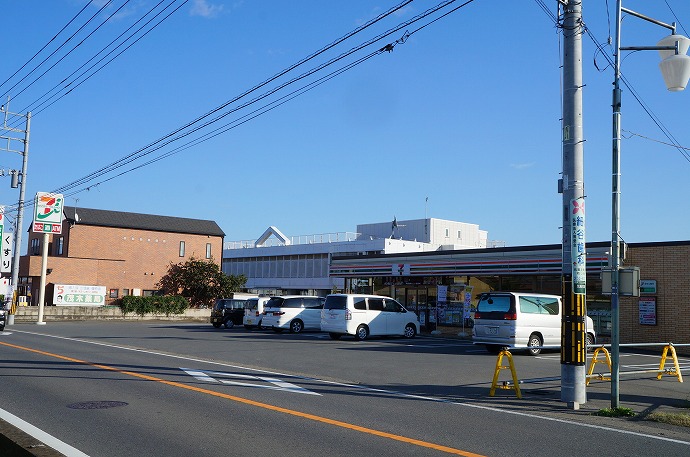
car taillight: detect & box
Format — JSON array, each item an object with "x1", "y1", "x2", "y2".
[
  {"x1": 255, "y1": 311, "x2": 260, "y2": 316},
  {"x1": 503, "y1": 313, "x2": 517, "y2": 320},
  {"x1": 273, "y1": 311, "x2": 284, "y2": 316},
  {"x1": 474, "y1": 311, "x2": 482, "y2": 319},
  {"x1": 345, "y1": 309, "x2": 352, "y2": 320}
]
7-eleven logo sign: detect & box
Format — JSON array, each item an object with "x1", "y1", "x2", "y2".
[{"x1": 33, "y1": 192, "x2": 64, "y2": 234}]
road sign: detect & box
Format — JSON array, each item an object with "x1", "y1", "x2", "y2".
[{"x1": 33, "y1": 192, "x2": 64, "y2": 234}]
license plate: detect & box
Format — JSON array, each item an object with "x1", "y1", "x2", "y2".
[{"x1": 488, "y1": 327, "x2": 498, "y2": 335}]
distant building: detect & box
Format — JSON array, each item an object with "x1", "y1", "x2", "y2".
[
  {"x1": 18, "y1": 207, "x2": 225, "y2": 306},
  {"x1": 222, "y1": 218, "x2": 488, "y2": 296}
]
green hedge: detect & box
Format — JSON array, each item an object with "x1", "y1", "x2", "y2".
[{"x1": 120, "y1": 295, "x2": 189, "y2": 316}]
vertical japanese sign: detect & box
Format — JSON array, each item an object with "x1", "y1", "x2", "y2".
[
  {"x1": 570, "y1": 197, "x2": 586, "y2": 294},
  {"x1": 1, "y1": 232, "x2": 12, "y2": 273},
  {"x1": 0, "y1": 205, "x2": 4, "y2": 259},
  {"x1": 33, "y1": 192, "x2": 64, "y2": 234}
]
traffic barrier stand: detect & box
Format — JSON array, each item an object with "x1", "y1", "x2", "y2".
[
  {"x1": 657, "y1": 344, "x2": 683, "y2": 383},
  {"x1": 586, "y1": 346, "x2": 612, "y2": 385},
  {"x1": 489, "y1": 348, "x2": 521, "y2": 399}
]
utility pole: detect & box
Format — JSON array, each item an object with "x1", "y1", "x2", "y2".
[
  {"x1": 0, "y1": 98, "x2": 30, "y2": 324},
  {"x1": 560, "y1": 0, "x2": 587, "y2": 409}
]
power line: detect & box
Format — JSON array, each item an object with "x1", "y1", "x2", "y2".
[
  {"x1": 0, "y1": 0, "x2": 115, "y2": 101},
  {"x1": 0, "y1": 0, "x2": 95, "y2": 92},
  {"x1": 3, "y1": 0, "x2": 478, "y2": 215}
]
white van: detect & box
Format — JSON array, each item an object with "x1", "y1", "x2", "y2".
[
  {"x1": 472, "y1": 292, "x2": 596, "y2": 355},
  {"x1": 243, "y1": 297, "x2": 271, "y2": 329},
  {"x1": 261, "y1": 296, "x2": 325, "y2": 333},
  {"x1": 320, "y1": 294, "x2": 420, "y2": 341}
]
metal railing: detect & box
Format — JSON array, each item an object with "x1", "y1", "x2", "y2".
[{"x1": 224, "y1": 232, "x2": 362, "y2": 250}]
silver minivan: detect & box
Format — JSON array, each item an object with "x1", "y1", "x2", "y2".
[
  {"x1": 321, "y1": 294, "x2": 419, "y2": 341},
  {"x1": 261, "y1": 296, "x2": 325, "y2": 333},
  {"x1": 472, "y1": 292, "x2": 596, "y2": 355}
]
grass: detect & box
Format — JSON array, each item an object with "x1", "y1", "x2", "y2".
[
  {"x1": 647, "y1": 411, "x2": 690, "y2": 427},
  {"x1": 592, "y1": 407, "x2": 636, "y2": 418}
]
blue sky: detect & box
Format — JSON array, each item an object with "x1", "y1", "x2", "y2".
[{"x1": 1, "y1": 0, "x2": 689, "y2": 248}]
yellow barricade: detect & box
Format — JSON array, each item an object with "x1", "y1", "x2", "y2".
[
  {"x1": 489, "y1": 348, "x2": 521, "y2": 399},
  {"x1": 586, "y1": 346, "x2": 612, "y2": 385},
  {"x1": 658, "y1": 344, "x2": 683, "y2": 383}
]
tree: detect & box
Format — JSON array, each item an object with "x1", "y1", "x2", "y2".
[{"x1": 156, "y1": 257, "x2": 246, "y2": 308}]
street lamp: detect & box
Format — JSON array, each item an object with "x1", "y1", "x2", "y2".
[{"x1": 610, "y1": 1, "x2": 690, "y2": 409}]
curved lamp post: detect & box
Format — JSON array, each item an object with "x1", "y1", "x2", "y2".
[{"x1": 611, "y1": 1, "x2": 690, "y2": 409}]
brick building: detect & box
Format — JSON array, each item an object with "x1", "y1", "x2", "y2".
[{"x1": 18, "y1": 207, "x2": 225, "y2": 306}]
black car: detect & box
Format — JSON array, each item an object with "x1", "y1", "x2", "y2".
[
  {"x1": 210, "y1": 298, "x2": 249, "y2": 329},
  {"x1": 0, "y1": 308, "x2": 6, "y2": 331}
]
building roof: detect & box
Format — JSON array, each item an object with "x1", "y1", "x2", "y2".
[{"x1": 63, "y1": 206, "x2": 225, "y2": 237}]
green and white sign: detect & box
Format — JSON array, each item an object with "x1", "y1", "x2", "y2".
[
  {"x1": 570, "y1": 197, "x2": 586, "y2": 294},
  {"x1": 33, "y1": 192, "x2": 64, "y2": 234},
  {"x1": 53, "y1": 284, "x2": 106, "y2": 306}
]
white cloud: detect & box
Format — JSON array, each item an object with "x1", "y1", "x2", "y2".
[
  {"x1": 510, "y1": 162, "x2": 536, "y2": 170},
  {"x1": 190, "y1": 0, "x2": 224, "y2": 18}
]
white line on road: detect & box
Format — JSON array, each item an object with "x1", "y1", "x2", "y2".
[
  {"x1": 0, "y1": 407, "x2": 90, "y2": 457},
  {"x1": 8, "y1": 329, "x2": 690, "y2": 447}
]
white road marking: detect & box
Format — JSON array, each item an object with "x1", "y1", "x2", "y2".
[
  {"x1": 0, "y1": 407, "x2": 90, "y2": 457},
  {"x1": 181, "y1": 368, "x2": 320, "y2": 395},
  {"x1": 9, "y1": 329, "x2": 690, "y2": 447}
]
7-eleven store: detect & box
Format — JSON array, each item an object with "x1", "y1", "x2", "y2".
[{"x1": 330, "y1": 242, "x2": 612, "y2": 337}]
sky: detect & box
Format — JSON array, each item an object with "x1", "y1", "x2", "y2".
[{"x1": 1, "y1": 0, "x2": 689, "y2": 249}]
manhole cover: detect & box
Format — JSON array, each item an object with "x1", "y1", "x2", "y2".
[{"x1": 67, "y1": 401, "x2": 128, "y2": 410}]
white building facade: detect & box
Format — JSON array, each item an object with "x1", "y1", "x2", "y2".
[{"x1": 222, "y1": 219, "x2": 487, "y2": 297}]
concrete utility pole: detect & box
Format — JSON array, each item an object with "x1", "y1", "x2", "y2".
[
  {"x1": 0, "y1": 99, "x2": 30, "y2": 325},
  {"x1": 560, "y1": 0, "x2": 587, "y2": 409}
]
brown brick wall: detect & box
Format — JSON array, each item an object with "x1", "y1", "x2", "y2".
[
  {"x1": 20, "y1": 223, "x2": 223, "y2": 305},
  {"x1": 620, "y1": 244, "x2": 690, "y2": 348}
]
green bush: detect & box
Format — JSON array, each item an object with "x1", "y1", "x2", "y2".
[{"x1": 121, "y1": 295, "x2": 189, "y2": 316}]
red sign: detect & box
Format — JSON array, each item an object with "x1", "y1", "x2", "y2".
[{"x1": 32, "y1": 222, "x2": 62, "y2": 235}]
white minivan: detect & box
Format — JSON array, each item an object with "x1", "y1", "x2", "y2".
[
  {"x1": 261, "y1": 296, "x2": 325, "y2": 333},
  {"x1": 320, "y1": 294, "x2": 419, "y2": 341},
  {"x1": 472, "y1": 292, "x2": 596, "y2": 355},
  {"x1": 243, "y1": 297, "x2": 271, "y2": 329}
]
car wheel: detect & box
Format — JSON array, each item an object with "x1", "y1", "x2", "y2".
[
  {"x1": 527, "y1": 333, "x2": 543, "y2": 356},
  {"x1": 212, "y1": 322, "x2": 221, "y2": 329},
  {"x1": 328, "y1": 333, "x2": 342, "y2": 340},
  {"x1": 354, "y1": 325, "x2": 369, "y2": 341},
  {"x1": 585, "y1": 333, "x2": 595, "y2": 352},
  {"x1": 224, "y1": 320, "x2": 234, "y2": 329},
  {"x1": 289, "y1": 319, "x2": 303, "y2": 334},
  {"x1": 403, "y1": 323, "x2": 416, "y2": 338}
]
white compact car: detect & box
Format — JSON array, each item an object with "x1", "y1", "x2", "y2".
[
  {"x1": 320, "y1": 294, "x2": 419, "y2": 341},
  {"x1": 261, "y1": 296, "x2": 325, "y2": 333}
]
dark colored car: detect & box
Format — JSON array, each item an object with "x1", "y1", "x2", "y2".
[
  {"x1": 210, "y1": 298, "x2": 248, "y2": 329},
  {"x1": 0, "y1": 308, "x2": 6, "y2": 331}
]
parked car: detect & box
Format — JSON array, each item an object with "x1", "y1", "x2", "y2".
[
  {"x1": 243, "y1": 297, "x2": 271, "y2": 329},
  {"x1": 211, "y1": 294, "x2": 258, "y2": 329},
  {"x1": 0, "y1": 308, "x2": 6, "y2": 331},
  {"x1": 472, "y1": 291, "x2": 596, "y2": 355},
  {"x1": 261, "y1": 296, "x2": 325, "y2": 333},
  {"x1": 320, "y1": 294, "x2": 419, "y2": 341}
]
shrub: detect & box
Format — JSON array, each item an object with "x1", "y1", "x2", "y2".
[{"x1": 121, "y1": 295, "x2": 189, "y2": 316}]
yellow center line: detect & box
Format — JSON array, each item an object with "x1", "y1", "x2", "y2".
[{"x1": 0, "y1": 340, "x2": 486, "y2": 457}]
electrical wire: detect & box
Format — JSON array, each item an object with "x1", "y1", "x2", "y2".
[
  {"x1": 0, "y1": 0, "x2": 114, "y2": 101},
  {"x1": 0, "y1": 0, "x2": 95, "y2": 93},
  {"x1": 3, "y1": 0, "x2": 478, "y2": 215}
]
